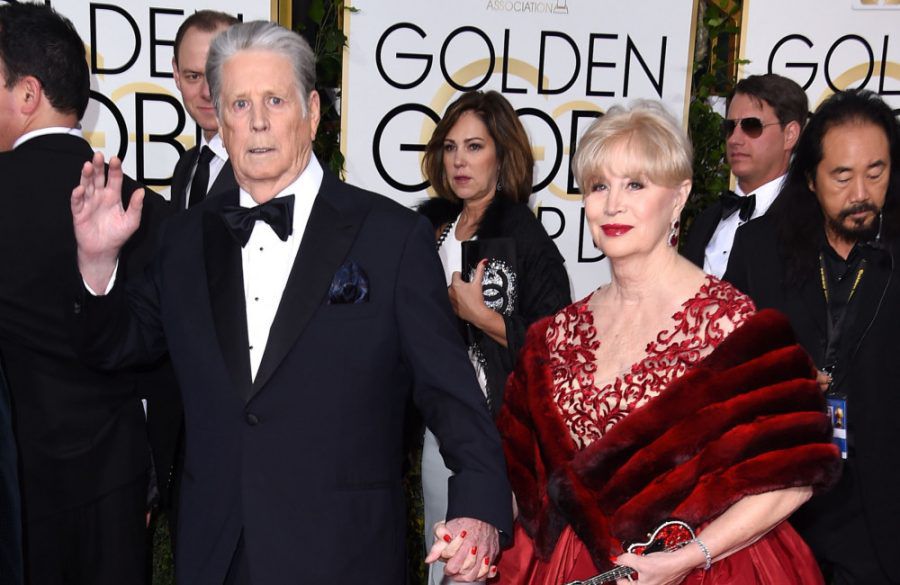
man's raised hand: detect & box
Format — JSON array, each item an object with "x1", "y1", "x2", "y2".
[{"x1": 71, "y1": 152, "x2": 144, "y2": 293}]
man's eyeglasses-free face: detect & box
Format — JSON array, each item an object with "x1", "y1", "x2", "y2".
[{"x1": 722, "y1": 117, "x2": 781, "y2": 139}]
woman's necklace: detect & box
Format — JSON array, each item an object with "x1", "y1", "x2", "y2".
[{"x1": 436, "y1": 215, "x2": 458, "y2": 250}]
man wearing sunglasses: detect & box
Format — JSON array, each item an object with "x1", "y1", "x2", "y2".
[{"x1": 683, "y1": 74, "x2": 807, "y2": 276}]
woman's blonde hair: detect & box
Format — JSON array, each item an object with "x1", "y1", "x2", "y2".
[{"x1": 571, "y1": 100, "x2": 693, "y2": 192}]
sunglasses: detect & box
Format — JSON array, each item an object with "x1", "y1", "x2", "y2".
[{"x1": 722, "y1": 117, "x2": 781, "y2": 139}]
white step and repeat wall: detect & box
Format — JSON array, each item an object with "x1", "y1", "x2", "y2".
[
  {"x1": 342, "y1": 0, "x2": 699, "y2": 298},
  {"x1": 741, "y1": 0, "x2": 900, "y2": 113},
  {"x1": 35, "y1": 1, "x2": 276, "y2": 197}
]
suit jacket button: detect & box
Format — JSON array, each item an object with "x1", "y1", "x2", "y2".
[
  {"x1": 246, "y1": 413, "x2": 259, "y2": 426},
  {"x1": 72, "y1": 300, "x2": 82, "y2": 314}
]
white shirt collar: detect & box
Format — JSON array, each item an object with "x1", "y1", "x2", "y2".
[
  {"x1": 202, "y1": 132, "x2": 229, "y2": 162},
  {"x1": 13, "y1": 126, "x2": 83, "y2": 149},
  {"x1": 239, "y1": 155, "x2": 323, "y2": 220},
  {"x1": 735, "y1": 174, "x2": 786, "y2": 219}
]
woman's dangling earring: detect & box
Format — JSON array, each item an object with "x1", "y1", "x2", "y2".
[{"x1": 668, "y1": 220, "x2": 680, "y2": 247}]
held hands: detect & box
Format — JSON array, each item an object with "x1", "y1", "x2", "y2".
[
  {"x1": 449, "y1": 260, "x2": 491, "y2": 326},
  {"x1": 71, "y1": 152, "x2": 144, "y2": 293},
  {"x1": 425, "y1": 517, "x2": 499, "y2": 582}
]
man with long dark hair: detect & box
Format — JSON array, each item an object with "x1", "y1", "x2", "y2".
[{"x1": 725, "y1": 89, "x2": 900, "y2": 585}]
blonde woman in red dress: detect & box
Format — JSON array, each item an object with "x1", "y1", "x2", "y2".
[{"x1": 496, "y1": 101, "x2": 840, "y2": 585}]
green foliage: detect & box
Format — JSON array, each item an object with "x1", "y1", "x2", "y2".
[
  {"x1": 683, "y1": 0, "x2": 746, "y2": 240},
  {"x1": 299, "y1": 0, "x2": 359, "y2": 178}
]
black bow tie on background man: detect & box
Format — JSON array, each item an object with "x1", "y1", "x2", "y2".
[
  {"x1": 720, "y1": 190, "x2": 756, "y2": 222},
  {"x1": 221, "y1": 195, "x2": 295, "y2": 247}
]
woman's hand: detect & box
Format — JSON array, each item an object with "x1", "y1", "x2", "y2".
[
  {"x1": 448, "y1": 260, "x2": 509, "y2": 346},
  {"x1": 448, "y1": 260, "x2": 491, "y2": 325},
  {"x1": 613, "y1": 544, "x2": 702, "y2": 585}
]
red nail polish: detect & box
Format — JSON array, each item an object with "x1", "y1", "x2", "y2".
[
  {"x1": 470, "y1": 546, "x2": 478, "y2": 555},
  {"x1": 484, "y1": 557, "x2": 491, "y2": 565},
  {"x1": 443, "y1": 534, "x2": 452, "y2": 543},
  {"x1": 460, "y1": 530, "x2": 467, "y2": 539},
  {"x1": 611, "y1": 555, "x2": 618, "y2": 563}
]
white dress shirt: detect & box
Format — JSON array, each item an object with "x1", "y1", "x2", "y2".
[
  {"x1": 87, "y1": 156, "x2": 324, "y2": 383},
  {"x1": 13, "y1": 126, "x2": 83, "y2": 149},
  {"x1": 182, "y1": 133, "x2": 229, "y2": 209},
  {"x1": 703, "y1": 174, "x2": 786, "y2": 278},
  {"x1": 242, "y1": 156, "x2": 322, "y2": 380}
]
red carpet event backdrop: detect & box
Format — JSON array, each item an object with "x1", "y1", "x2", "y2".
[
  {"x1": 37, "y1": 1, "x2": 275, "y2": 197},
  {"x1": 741, "y1": 0, "x2": 900, "y2": 112},
  {"x1": 341, "y1": 0, "x2": 700, "y2": 298}
]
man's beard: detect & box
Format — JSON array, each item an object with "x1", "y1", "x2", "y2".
[{"x1": 826, "y1": 202, "x2": 881, "y2": 244}]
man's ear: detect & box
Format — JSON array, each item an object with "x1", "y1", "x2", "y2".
[
  {"x1": 783, "y1": 120, "x2": 801, "y2": 152},
  {"x1": 307, "y1": 90, "x2": 321, "y2": 140},
  {"x1": 19, "y1": 76, "x2": 42, "y2": 116}
]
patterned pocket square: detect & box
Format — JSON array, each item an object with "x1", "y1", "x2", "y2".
[{"x1": 327, "y1": 260, "x2": 369, "y2": 304}]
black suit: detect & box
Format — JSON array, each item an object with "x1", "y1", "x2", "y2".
[
  {"x1": 725, "y1": 216, "x2": 900, "y2": 583},
  {"x1": 77, "y1": 170, "x2": 513, "y2": 585},
  {"x1": 169, "y1": 144, "x2": 238, "y2": 211},
  {"x1": 681, "y1": 202, "x2": 724, "y2": 267},
  {"x1": 155, "y1": 143, "x2": 237, "y2": 518},
  {"x1": 0, "y1": 133, "x2": 173, "y2": 583},
  {"x1": 0, "y1": 359, "x2": 23, "y2": 585}
]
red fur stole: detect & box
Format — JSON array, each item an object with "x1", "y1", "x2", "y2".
[{"x1": 497, "y1": 309, "x2": 841, "y2": 571}]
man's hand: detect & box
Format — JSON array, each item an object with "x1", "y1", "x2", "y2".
[
  {"x1": 425, "y1": 517, "x2": 499, "y2": 582},
  {"x1": 71, "y1": 152, "x2": 144, "y2": 293}
]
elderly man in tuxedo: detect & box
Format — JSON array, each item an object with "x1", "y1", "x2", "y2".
[{"x1": 71, "y1": 21, "x2": 511, "y2": 585}]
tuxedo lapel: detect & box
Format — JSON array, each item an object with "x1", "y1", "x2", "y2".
[
  {"x1": 250, "y1": 176, "x2": 369, "y2": 399},
  {"x1": 170, "y1": 146, "x2": 197, "y2": 210},
  {"x1": 208, "y1": 160, "x2": 238, "y2": 199},
  {"x1": 202, "y1": 189, "x2": 253, "y2": 401}
]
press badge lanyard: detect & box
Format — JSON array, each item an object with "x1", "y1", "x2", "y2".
[
  {"x1": 818, "y1": 253, "x2": 866, "y2": 374},
  {"x1": 818, "y1": 252, "x2": 866, "y2": 459}
]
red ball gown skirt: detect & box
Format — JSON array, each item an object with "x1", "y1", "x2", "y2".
[{"x1": 495, "y1": 520, "x2": 823, "y2": 584}]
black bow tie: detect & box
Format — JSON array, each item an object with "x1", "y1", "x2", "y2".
[
  {"x1": 221, "y1": 195, "x2": 295, "y2": 247},
  {"x1": 721, "y1": 191, "x2": 756, "y2": 222}
]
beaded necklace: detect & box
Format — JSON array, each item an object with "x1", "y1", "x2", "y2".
[{"x1": 435, "y1": 216, "x2": 458, "y2": 250}]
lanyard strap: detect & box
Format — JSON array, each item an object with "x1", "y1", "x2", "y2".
[{"x1": 818, "y1": 252, "x2": 866, "y2": 372}]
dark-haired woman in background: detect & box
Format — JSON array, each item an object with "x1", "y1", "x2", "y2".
[{"x1": 419, "y1": 90, "x2": 571, "y2": 584}]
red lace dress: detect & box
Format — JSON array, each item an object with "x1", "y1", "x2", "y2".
[{"x1": 497, "y1": 276, "x2": 825, "y2": 585}]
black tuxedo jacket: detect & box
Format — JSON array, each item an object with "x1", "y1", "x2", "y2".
[
  {"x1": 681, "y1": 201, "x2": 724, "y2": 267},
  {"x1": 0, "y1": 359, "x2": 23, "y2": 585},
  {"x1": 78, "y1": 171, "x2": 513, "y2": 585},
  {"x1": 724, "y1": 216, "x2": 900, "y2": 581},
  {"x1": 0, "y1": 134, "x2": 174, "y2": 523},
  {"x1": 169, "y1": 143, "x2": 238, "y2": 210},
  {"x1": 682, "y1": 193, "x2": 784, "y2": 268}
]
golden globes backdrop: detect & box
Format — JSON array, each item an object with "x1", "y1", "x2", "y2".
[
  {"x1": 741, "y1": 0, "x2": 900, "y2": 112},
  {"x1": 42, "y1": 1, "x2": 277, "y2": 196},
  {"x1": 342, "y1": 0, "x2": 699, "y2": 298}
]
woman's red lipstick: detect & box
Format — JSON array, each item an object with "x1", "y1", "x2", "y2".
[{"x1": 600, "y1": 224, "x2": 633, "y2": 236}]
